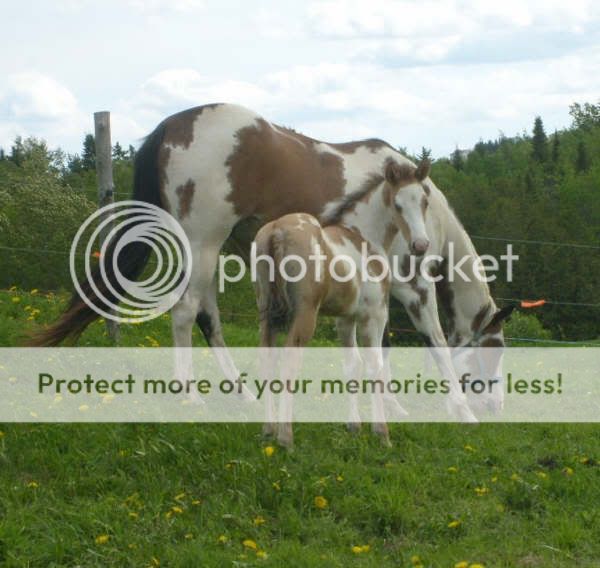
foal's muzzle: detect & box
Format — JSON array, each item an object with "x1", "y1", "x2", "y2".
[{"x1": 411, "y1": 238, "x2": 430, "y2": 256}]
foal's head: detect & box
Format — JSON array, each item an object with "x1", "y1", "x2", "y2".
[{"x1": 383, "y1": 159, "x2": 431, "y2": 256}]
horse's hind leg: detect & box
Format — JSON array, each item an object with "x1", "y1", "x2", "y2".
[{"x1": 196, "y1": 275, "x2": 255, "y2": 401}]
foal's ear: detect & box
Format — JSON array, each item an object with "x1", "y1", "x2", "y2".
[
  {"x1": 384, "y1": 160, "x2": 403, "y2": 186},
  {"x1": 486, "y1": 305, "x2": 516, "y2": 330},
  {"x1": 415, "y1": 159, "x2": 431, "y2": 181}
]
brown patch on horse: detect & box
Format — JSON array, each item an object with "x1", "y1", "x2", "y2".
[
  {"x1": 421, "y1": 195, "x2": 429, "y2": 217},
  {"x1": 471, "y1": 302, "x2": 492, "y2": 333},
  {"x1": 157, "y1": 145, "x2": 172, "y2": 212},
  {"x1": 176, "y1": 179, "x2": 195, "y2": 219},
  {"x1": 330, "y1": 138, "x2": 393, "y2": 154},
  {"x1": 226, "y1": 119, "x2": 345, "y2": 220},
  {"x1": 383, "y1": 223, "x2": 399, "y2": 250},
  {"x1": 162, "y1": 104, "x2": 221, "y2": 149},
  {"x1": 435, "y1": 260, "x2": 456, "y2": 335},
  {"x1": 480, "y1": 337, "x2": 504, "y2": 347}
]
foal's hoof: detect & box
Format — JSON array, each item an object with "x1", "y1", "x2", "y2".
[
  {"x1": 262, "y1": 423, "x2": 277, "y2": 438},
  {"x1": 372, "y1": 423, "x2": 392, "y2": 447}
]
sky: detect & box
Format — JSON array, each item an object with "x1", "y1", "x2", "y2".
[{"x1": 1, "y1": 0, "x2": 599, "y2": 158}]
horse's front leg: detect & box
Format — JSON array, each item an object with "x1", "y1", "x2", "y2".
[
  {"x1": 358, "y1": 308, "x2": 391, "y2": 447},
  {"x1": 336, "y1": 317, "x2": 362, "y2": 433},
  {"x1": 391, "y1": 278, "x2": 477, "y2": 423}
]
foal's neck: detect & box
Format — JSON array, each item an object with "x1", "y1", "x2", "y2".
[{"x1": 339, "y1": 183, "x2": 391, "y2": 252}]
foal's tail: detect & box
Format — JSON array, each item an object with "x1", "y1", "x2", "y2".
[
  {"x1": 256, "y1": 228, "x2": 295, "y2": 337},
  {"x1": 27, "y1": 122, "x2": 167, "y2": 346}
]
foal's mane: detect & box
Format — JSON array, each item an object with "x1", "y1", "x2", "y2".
[{"x1": 320, "y1": 173, "x2": 384, "y2": 226}]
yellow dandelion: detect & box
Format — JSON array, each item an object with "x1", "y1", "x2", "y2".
[
  {"x1": 243, "y1": 539, "x2": 258, "y2": 550},
  {"x1": 469, "y1": 564, "x2": 485, "y2": 568},
  {"x1": 411, "y1": 555, "x2": 421, "y2": 564},
  {"x1": 447, "y1": 466, "x2": 458, "y2": 473},
  {"x1": 464, "y1": 444, "x2": 475, "y2": 452},
  {"x1": 128, "y1": 511, "x2": 139, "y2": 519},
  {"x1": 510, "y1": 473, "x2": 521, "y2": 481},
  {"x1": 217, "y1": 535, "x2": 228, "y2": 544},
  {"x1": 191, "y1": 499, "x2": 201, "y2": 506},
  {"x1": 454, "y1": 562, "x2": 469, "y2": 568},
  {"x1": 27, "y1": 481, "x2": 39, "y2": 489},
  {"x1": 360, "y1": 545, "x2": 370, "y2": 552},
  {"x1": 30, "y1": 289, "x2": 38, "y2": 295},
  {"x1": 272, "y1": 481, "x2": 281, "y2": 491},
  {"x1": 474, "y1": 486, "x2": 489, "y2": 496},
  {"x1": 0, "y1": 431, "x2": 4, "y2": 439},
  {"x1": 491, "y1": 476, "x2": 498, "y2": 483},
  {"x1": 256, "y1": 550, "x2": 268, "y2": 559},
  {"x1": 150, "y1": 557, "x2": 160, "y2": 567},
  {"x1": 351, "y1": 546, "x2": 363, "y2": 554},
  {"x1": 314, "y1": 495, "x2": 328, "y2": 509},
  {"x1": 448, "y1": 520, "x2": 461, "y2": 528},
  {"x1": 174, "y1": 492, "x2": 186, "y2": 501},
  {"x1": 171, "y1": 506, "x2": 183, "y2": 514},
  {"x1": 536, "y1": 471, "x2": 548, "y2": 479},
  {"x1": 563, "y1": 466, "x2": 574, "y2": 476},
  {"x1": 11, "y1": 296, "x2": 21, "y2": 303},
  {"x1": 95, "y1": 534, "x2": 110, "y2": 545},
  {"x1": 579, "y1": 456, "x2": 590, "y2": 464},
  {"x1": 165, "y1": 511, "x2": 173, "y2": 519},
  {"x1": 336, "y1": 474, "x2": 344, "y2": 482},
  {"x1": 253, "y1": 515, "x2": 266, "y2": 526},
  {"x1": 263, "y1": 445, "x2": 275, "y2": 457},
  {"x1": 184, "y1": 533, "x2": 193, "y2": 540}
]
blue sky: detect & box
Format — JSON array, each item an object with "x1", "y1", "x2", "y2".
[{"x1": 1, "y1": 0, "x2": 599, "y2": 157}]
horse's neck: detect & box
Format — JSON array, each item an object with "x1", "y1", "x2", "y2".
[{"x1": 441, "y1": 207, "x2": 497, "y2": 343}]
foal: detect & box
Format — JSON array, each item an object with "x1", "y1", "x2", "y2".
[{"x1": 254, "y1": 159, "x2": 431, "y2": 448}]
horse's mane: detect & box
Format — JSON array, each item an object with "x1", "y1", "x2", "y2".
[{"x1": 320, "y1": 173, "x2": 384, "y2": 226}]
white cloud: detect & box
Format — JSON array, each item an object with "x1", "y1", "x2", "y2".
[
  {"x1": 127, "y1": 0, "x2": 204, "y2": 13},
  {"x1": 0, "y1": 72, "x2": 87, "y2": 150}
]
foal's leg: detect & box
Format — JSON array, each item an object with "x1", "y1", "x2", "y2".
[
  {"x1": 277, "y1": 309, "x2": 318, "y2": 449},
  {"x1": 358, "y1": 309, "x2": 391, "y2": 447},
  {"x1": 259, "y1": 321, "x2": 278, "y2": 438},
  {"x1": 391, "y1": 279, "x2": 477, "y2": 422},
  {"x1": 336, "y1": 317, "x2": 363, "y2": 433}
]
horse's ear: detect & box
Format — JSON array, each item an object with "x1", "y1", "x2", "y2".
[
  {"x1": 486, "y1": 305, "x2": 516, "y2": 330},
  {"x1": 415, "y1": 159, "x2": 431, "y2": 181},
  {"x1": 384, "y1": 160, "x2": 402, "y2": 186}
]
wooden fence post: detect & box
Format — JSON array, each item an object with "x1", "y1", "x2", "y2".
[{"x1": 94, "y1": 111, "x2": 120, "y2": 343}]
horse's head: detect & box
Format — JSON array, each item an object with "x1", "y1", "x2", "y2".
[{"x1": 384, "y1": 159, "x2": 431, "y2": 256}]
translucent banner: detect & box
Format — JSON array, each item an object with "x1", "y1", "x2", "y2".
[{"x1": 0, "y1": 348, "x2": 598, "y2": 422}]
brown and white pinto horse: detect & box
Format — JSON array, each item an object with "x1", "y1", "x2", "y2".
[
  {"x1": 31, "y1": 103, "x2": 513, "y2": 414},
  {"x1": 255, "y1": 159, "x2": 431, "y2": 447}
]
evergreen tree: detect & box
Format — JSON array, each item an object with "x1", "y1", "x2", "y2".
[
  {"x1": 112, "y1": 142, "x2": 127, "y2": 161},
  {"x1": 418, "y1": 146, "x2": 433, "y2": 162},
  {"x1": 575, "y1": 140, "x2": 590, "y2": 173},
  {"x1": 531, "y1": 116, "x2": 548, "y2": 163},
  {"x1": 128, "y1": 144, "x2": 136, "y2": 161},
  {"x1": 82, "y1": 134, "x2": 96, "y2": 170},
  {"x1": 451, "y1": 147, "x2": 464, "y2": 170},
  {"x1": 551, "y1": 130, "x2": 560, "y2": 163}
]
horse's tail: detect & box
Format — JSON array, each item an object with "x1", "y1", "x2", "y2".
[
  {"x1": 27, "y1": 122, "x2": 167, "y2": 346},
  {"x1": 256, "y1": 228, "x2": 295, "y2": 338}
]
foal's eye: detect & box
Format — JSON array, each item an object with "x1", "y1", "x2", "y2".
[{"x1": 394, "y1": 203, "x2": 403, "y2": 213}]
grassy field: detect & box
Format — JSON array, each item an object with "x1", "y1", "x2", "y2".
[{"x1": 1, "y1": 288, "x2": 599, "y2": 567}]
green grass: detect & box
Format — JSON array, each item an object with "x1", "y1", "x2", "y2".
[{"x1": 1, "y1": 288, "x2": 599, "y2": 567}]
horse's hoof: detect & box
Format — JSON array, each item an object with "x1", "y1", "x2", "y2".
[
  {"x1": 347, "y1": 422, "x2": 362, "y2": 434},
  {"x1": 262, "y1": 423, "x2": 277, "y2": 438}
]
